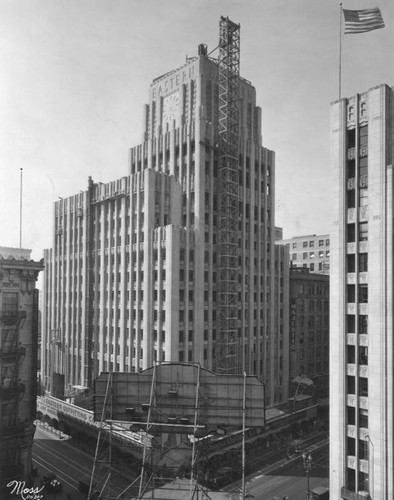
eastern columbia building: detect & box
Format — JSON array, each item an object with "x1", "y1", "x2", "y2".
[{"x1": 41, "y1": 32, "x2": 289, "y2": 409}]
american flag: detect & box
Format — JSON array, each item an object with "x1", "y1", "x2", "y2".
[{"x1": 343, "y1": 7, "x2": 385, "y2": 34}]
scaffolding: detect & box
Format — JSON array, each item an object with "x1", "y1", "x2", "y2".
[
  {"x1": 91, "y1": 364, "x2": 266, "y2": 500},
  {"x1": 217, "y1": 16, "x2": 241, "y2": 374},
  {"x1": 89, "y1": 364, "x2": 214, "y2": 500}
]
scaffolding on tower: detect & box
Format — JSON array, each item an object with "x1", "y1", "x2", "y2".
[{"x1": 217, "y1": 16, "x2": 241, "y2": 374}]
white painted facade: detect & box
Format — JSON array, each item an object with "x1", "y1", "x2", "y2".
[{"x1": 330, "y1": 84, "x2": 394, "y2": 499}]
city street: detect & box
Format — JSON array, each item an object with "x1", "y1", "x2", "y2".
[
  {"x1": 32, "y1": 423, "x2": 328, "y2": 500},
  {"x1": 32, "y1": 424, "x2": 138, "y2": 500},
  {"x1": 232, "y1": 441, "x2": 328, "y2": 500}
]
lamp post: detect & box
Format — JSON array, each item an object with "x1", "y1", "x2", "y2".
[{"x1": 302, "y1": 452, "x2": 313, "y2": 500}]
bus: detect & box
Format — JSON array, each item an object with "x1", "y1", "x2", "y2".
[{"x1": 311, "y1": 486, "x2": 329, "y2": 499}]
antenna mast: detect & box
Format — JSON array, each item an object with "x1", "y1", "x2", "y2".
[{"x1": 217, "y1": 16, "x2": 241, "y2": 374}]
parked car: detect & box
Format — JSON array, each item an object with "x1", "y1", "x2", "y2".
[{"x1": 312, "y1": 486, "x2": 329, "y2": 499}]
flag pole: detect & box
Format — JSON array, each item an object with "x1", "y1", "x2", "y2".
[
  {"x1": 339, "y1": 3, "x2": 343, "y2": 99},
  {"x1": 19, "y1": 167, "x2": 23, "y2": 249}
]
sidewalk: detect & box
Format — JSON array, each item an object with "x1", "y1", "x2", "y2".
[{"x1": 34, "y1": 420, "x2": 71, "y2": 441}]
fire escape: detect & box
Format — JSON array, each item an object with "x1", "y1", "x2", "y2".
[
  {"x1": 0, "y1": 298, "x2": 27, "y2": 483},
  {"x1": 217, "y1": 16, "x2": 241, "y2": 374}
]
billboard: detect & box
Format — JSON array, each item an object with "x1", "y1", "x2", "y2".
[{"x1": 94, "y1": 363, "x2": 265, "y2": 428}]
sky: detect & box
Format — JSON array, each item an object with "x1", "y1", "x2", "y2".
[{"x1": 1, "y1": 0, "x2": 393, "y2": 261}]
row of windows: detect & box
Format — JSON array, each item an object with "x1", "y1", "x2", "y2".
[
  {"x1": 347, "y1": 253, "x2": 368, "y2": 273},
  {"x1": 292, "y1": 250, "x2": 330, "y2": 260},
  {"x1": 293, "y1": 262, "x2": 329, "y2": 272},
  {"x1": 347, "y1": 284, "x2": 368, "y2": 303},
  {"x1": 292, "y1": 238, "x2": 329, "y2": 249},
  {"x1": 347, "y1": 314, "x2": 368, "y2": 334},
  {"x1": 347, "y1": 345, "x2": 368, "y2": 365},
  {"x1": 347, "y1": 222, "x2": 368, "y2": 242}
]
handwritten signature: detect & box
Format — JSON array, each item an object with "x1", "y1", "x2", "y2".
[{"x1": 7, "y1": 481, "x2": 44, "y2": 500}]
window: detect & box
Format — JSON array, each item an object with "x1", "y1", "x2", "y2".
[
  {"x1": 347, "y1": 406, "x2": 355, "y2": 425},
  {"x1": 309, "y1": 252, "x2": 315, "y2": 258},
  {"x1": 2, "y1": 292, "x2": 18, "y2": 314},
  {"x1": 292, "y1": 242, "x2": 297, "y2": 249},
  {"x1": 347, "y1": 160, "x2": 356, "y2": 179},
  {"x1": 359, "y1": 377, "x2": 368, "y2": 397},
  {"x1": 319, "y1": 251, "x2": 324, "y2": 258},
  {"x1": 359, "y1": 346, "x2": 368, "y2": 365},
  {"x1": 359, "y1": 315, "x2": 368, "y2": 334},
  {"x1": 347, "y1": 189, "x2": 356, "y2": 208},
  {"x1": 309, "y1": 241, "x2": 314, "y2": 247},
  {"x1": 347, "y1": 315, "x2": 355, "y2": 333},
  {"x1": 292, "y1": 253, "x2": 297, "y2": 260},
  {"x1": 347, "y1": 376, "x2": 355, "y2": 394},
  {"x1": 303, "y1": 241, "x2": 308, "y2": 248},
  {"x1": 359, "y1": 125, "x2": 368, "y2": 146},
  {"x1": 347, "y1": 285, "x2": 356, "y2": 302},
  {"x1": 310, "y1": 263, "x2": 315, "y2": 271},
  {"x1": 319, "y1": 240, "x2": 324, "y2": 247},
  {"x1": 347, "y1": 345, "x2": 355, "y2": 364},
  {"x1": 359, "y1": 222, "x2": 368, "y2": 241},
  {"x1": 347, "y1": 224, "x2": 356, "y2": 243},
  {"x1": 359, "y1": 157, "x2": 368, "y2": 177},
  {"x1": 359, "y1": 284, "x2": 368, "y2": 303},
  {"x1": 325, "y1": 239, "x2": 329, "y2": 245},
  {"x1": 347, "y1": 254, "x2": 355, "y2": 273},
  {"x1": 359, "y1": 253, "x2": 368, "y2": 272},
  {"x1": 347, "y1": 127, "x2": 355, "y2": 148},
  {"x1": 303, "y1": 252, "x2": 308, "y2": 259}
]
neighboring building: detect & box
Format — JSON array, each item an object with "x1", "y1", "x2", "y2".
[
  {"x1": 289, "y1": 268, "x2": 329, "y2": 400},
  {"x1": 330, "y1": 84, "x2": 394, "y2": 499},
  {"x1": 0, "y1": 246, "x2": 31, "y2": 261},
  {"x1": 274, "y1": 226, "x2": 283, "y2": 241},
  {"x1": 277, "y1": 234, "x2": 330, "y2": 274},
  {"x1": 0, "y1": 247, "x2": 43, "y2": 492},
  {"x1": 42, "y1": 26, "x2": 289, "y2": 408}
]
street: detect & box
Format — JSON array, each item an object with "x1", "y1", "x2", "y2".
[
  {"x1": 232, "y1": 441, "x2": 329, "y2": 500},
  {"x1": 32, "y1": 424, "x2": 138, "y2": 500},
  {"x1": 32, "y1": 423, "x2": 328, "y2": 500}
]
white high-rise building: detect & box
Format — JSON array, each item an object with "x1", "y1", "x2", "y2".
[
  {"x1": 42, "y1": 24, "x2": 289, "y2": 408},
  {"x1": 330, "y1": 83, "x2": 394, "y2": 499}
]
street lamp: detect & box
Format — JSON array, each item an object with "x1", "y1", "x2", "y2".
[{"x1": 302, "y1": 452, "x2": 313, "y2": 500}]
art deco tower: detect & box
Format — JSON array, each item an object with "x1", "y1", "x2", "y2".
[
  {"x1": 42, "y1": 19, "x2": 289, "y2": 408},
  {"x1": 330, "y1": 84, "x2": 394, "y2": 499}
]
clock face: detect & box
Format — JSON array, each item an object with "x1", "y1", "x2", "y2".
[{"x1": 163, "y1": 93, "x2": 179, "y2": 124}]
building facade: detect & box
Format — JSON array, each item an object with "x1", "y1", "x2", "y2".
[
  {"x1": 330, "y1": 84, "x2": 394, "y2": 499},
  {"x1": 42, "y1": 36, "x2": 289, "y2": 407},
  {"x1": 277, "y1": 234, "x2": 330, "y2": 274},
  {"x1": 289, "y1": 268, "x2": 329, "y2": 400},
  {"x1": 0, "y1": 247, "x2": 43, "y2": 491}
]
